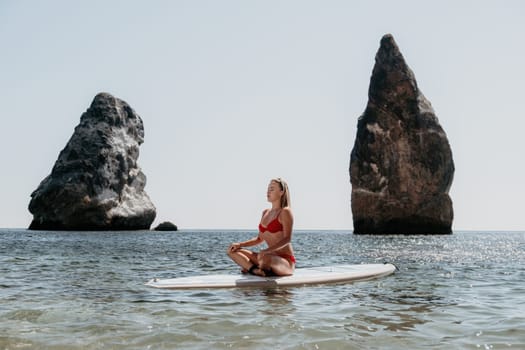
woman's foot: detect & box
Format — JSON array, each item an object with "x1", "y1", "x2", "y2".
[{"x1": 248, "y1": 264, "x2": 266, "y2": 277}]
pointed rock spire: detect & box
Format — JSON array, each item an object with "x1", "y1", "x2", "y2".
[{"x1": 350, "y1": 34, "x2": 454, "y2": 234}]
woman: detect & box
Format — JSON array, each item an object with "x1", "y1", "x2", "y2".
[{"x1": 227, "y1": 178, "x2": 295, "y2": 276}]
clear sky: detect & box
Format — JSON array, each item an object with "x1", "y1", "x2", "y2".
[{"x1": 1, "y1": 1, "x2": 524, "y2": 230}]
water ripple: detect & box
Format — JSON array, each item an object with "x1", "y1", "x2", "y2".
[{"x1": 0, "y1": 229, "x2": 524, "y2": 349}]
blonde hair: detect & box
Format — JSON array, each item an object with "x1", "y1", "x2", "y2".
[{"x1": 272, "y1": 178, "x2": 291, "y2": 208}]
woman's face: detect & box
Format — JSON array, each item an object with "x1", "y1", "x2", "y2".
[{"x1": 266, "y1": 180, "x2": 283, "y2": 203}]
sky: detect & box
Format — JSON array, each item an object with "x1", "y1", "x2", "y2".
[{"x1": 1, "y1": 1, "x2": 524, "y2": 231}]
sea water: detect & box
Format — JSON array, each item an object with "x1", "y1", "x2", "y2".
[{"x1": 1, "y1": 229, "x2": 524, "y2": 349}]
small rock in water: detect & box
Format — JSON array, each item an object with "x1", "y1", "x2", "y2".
[{"x1": 153, "y1": 221, "x2": 178, "y2": 231}]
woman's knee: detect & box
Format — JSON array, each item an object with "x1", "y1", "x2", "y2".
[{"x1": 227, "y1": 247, "x2": 235, "y2": 257}]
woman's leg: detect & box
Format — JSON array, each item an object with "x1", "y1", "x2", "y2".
[
  {"x1": 258, "y1": 254, "x2": 295, "y2": 276},
  {"x1": 227, "y1": 248, "x2": 259, "y2": 271}
]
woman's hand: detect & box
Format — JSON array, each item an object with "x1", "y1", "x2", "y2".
[{"x1": 229, "y1": 243, "x2": 241, "y2": 252}]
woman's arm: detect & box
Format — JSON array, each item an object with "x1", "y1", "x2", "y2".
[
  {"x1": 230, "y1": 210, "x2": 267, "y2": 252},
  {"x1": 229, "y1": 235, "x2": 263, "y2": 252},
  {"x1": 239, "y1": 235, "x2": 263, "y2": 248}
]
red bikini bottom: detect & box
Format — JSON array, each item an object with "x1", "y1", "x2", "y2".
[{"x1": 277, "y1": 253, "x2": 296, "y2": 264}]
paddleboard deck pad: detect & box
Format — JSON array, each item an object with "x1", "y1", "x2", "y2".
[{"x1": 145, "y1": 263, "x2": 396, "y2": 290}]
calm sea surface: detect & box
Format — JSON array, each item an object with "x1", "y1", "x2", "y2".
[{"x1": 1, "y1": 229, "x2": 524, "y2": 349}]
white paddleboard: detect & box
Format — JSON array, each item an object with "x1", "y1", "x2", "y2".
[{"x1": 145, "y1": 263, "x2": 396, "y2": 290}]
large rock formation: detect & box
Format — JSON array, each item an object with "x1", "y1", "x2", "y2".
[
  {"x1": 28, "y1": 93, "x2": 156, "y2": 230},
  {"x1": 350, "y1": 34, "x2": 454, "y2": 234}
]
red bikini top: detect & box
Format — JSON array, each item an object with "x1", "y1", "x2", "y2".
[{"x1": 259, "y1": 212, "x2": 283, "y2": 233}]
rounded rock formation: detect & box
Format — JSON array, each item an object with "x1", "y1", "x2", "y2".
[
  {"x1": 153, "y1": 221, "x2": 178, "y2": 231},
  {"x1": 28, "y1": 93, "x2": 156, "y2": 230}
]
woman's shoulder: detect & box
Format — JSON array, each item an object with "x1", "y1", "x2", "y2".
[{"x1": 280, "y1": 207, "x2": 293, "y2": 218}]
